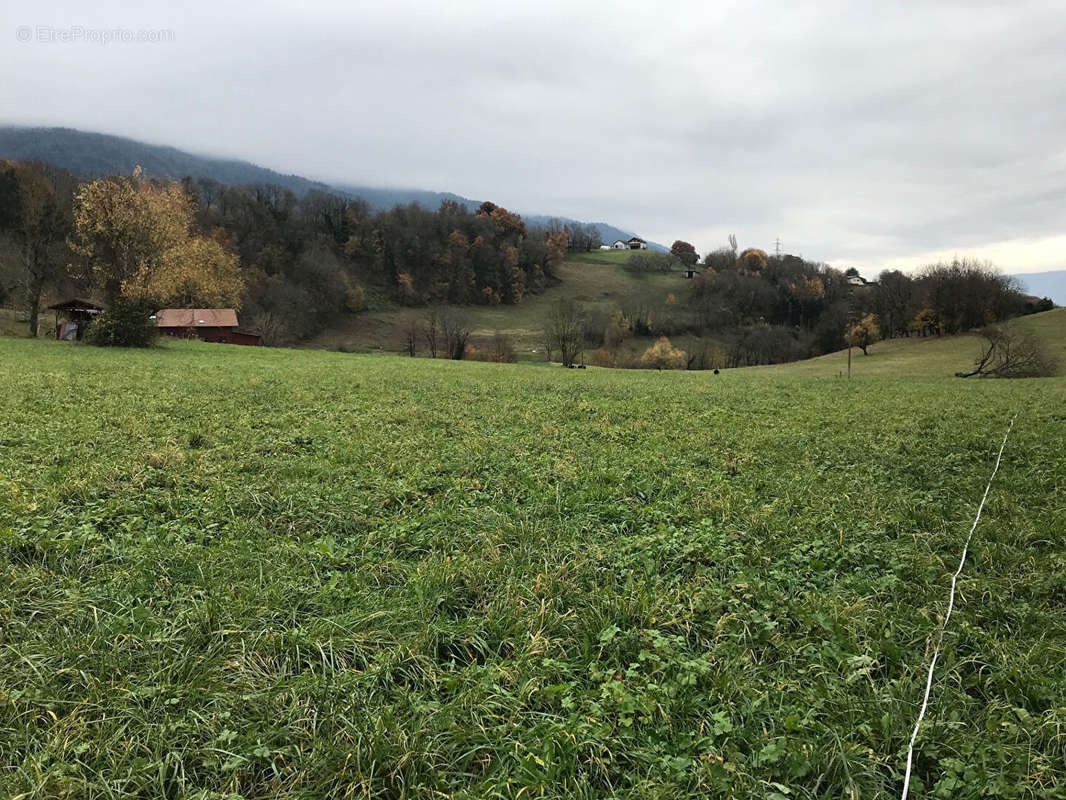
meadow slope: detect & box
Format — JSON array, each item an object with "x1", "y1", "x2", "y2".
[
  {"x1": 1, "y1": 337, "x2": 1064, "y2": 799},
  {"x1": 308, "y1": 249, "x2": 689, "y2": 357},
  {"x1": 762, "y1": 307, "x2": 1066, "y2": 378}
]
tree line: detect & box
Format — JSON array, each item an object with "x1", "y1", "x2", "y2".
[
  {"x1": 0, "y1": 161, "x2": 572, "y2": 344},
  {"x1": 187, "y1": 181, "x2": 570, "y2": 344},
  {"x1": 553, "y1": 237, "x2": 1052, "y2": 370},
  {"x1": 0, "y1": 161, "x2": 1053, "y2": 361}
]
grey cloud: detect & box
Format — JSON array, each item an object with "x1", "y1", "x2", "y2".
[{"x1": 3, "y1": 0, "x2": 1065, "y2": 271}]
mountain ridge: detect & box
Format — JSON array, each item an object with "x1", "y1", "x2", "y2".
[
  {"x1": 1012, "y1": 270, "x2": 1066, "y2": 305},
  {"x1": 0, "y1": 125, "x2": 666, "y2": 251}
]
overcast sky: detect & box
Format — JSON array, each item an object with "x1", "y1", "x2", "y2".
[{"x1": 4, "y1": 0, "x2": 1065, "y2": 274}]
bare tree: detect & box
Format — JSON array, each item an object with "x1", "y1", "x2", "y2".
[
  {"x1": 248, "y1": 311, "x2": 292, "y2": 347},
  {"x1": 422, "y1": 307, "x2": 440, "y2": 358},
  {"x1": 403, "y1": 316, "x2": 419, "y2": 357},
  {"x1": 958, "y1": 325, "x2": 1057, "y2": 378},
  {"x1": 539, "y1": 327, "x2": 555, "y2": 363},
  {"x1": 544, "y1": 299, "x2": 585, "y2": 366},
  {"x1": 491, "y1": 331, "x2": 516, "y2": 363},
  {"x1": 439, "y1": 307, "x2": 470, "y2": 360}
]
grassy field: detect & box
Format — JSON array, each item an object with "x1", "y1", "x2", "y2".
[
  {"x1": 565, "y1": 249, "x2": 648, "y2": 266},
  {"x1": 764, "y1": 308, "x2": 1066, "y2": 378},
  {"x1": 1, "y1": 335, "x2": 1065, "y2": 799},
  {"x1": 0, "y1": 308, "x2": 46, "y2": 339}
]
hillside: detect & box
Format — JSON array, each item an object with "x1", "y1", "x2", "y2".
[
  {"x1": 760, "y1": 308, "x2": 1066, "y2": 378},
  {"x1": 309, "y1": 248, "x2": 689, "y2": 357},
  {"x1": 308, "y1": 253, "x2": 1062, "y2": 372},
  {"x1": 1, "y1": 335, "x2": 1063, "y2": 797},
  {"x1": 0, "y1": 126, "x2": 662, "y2": 248}
]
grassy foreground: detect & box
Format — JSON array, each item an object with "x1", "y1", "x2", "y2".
[{"x1": 1, "y1": 337, "x2": 1064, "y2": 799}]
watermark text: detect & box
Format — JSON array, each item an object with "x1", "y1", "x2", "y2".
[{"x1": 16, "y1": 25, "x2": 176, "y2": 45}]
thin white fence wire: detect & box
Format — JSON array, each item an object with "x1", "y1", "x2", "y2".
[{"x1": 900, "y1": 413, "x2": 1017, "y2": 800}]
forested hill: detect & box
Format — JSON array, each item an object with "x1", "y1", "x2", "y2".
[
  {"x1": 0, "y1": 126, "x2": 332, "y2": 196},
  {"x1": 0, "y1": 126, "x2": 661, "y2": 250}
]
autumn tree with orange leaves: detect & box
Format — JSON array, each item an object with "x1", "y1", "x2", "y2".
[{"x1": 738, "y1": 248, "x2": 768, "y2": 273}]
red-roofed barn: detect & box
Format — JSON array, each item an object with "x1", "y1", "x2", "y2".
[{"x1": 154, "y1": 309, "x2": 260, "y2": 346}]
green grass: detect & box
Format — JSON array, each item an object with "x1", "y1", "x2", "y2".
[
  {"x1": 762, "y1": 308, "x2": 1066, "y2": 378},
  {"x1": 0, "y1": 308, "x2": 44, "y2": 338},
  {"x1": 1, "y1": 337, "x2": 1065, "y2": 798},
  {"x1": 566, "y1": 249, "x2": 648, "y2": 265}
]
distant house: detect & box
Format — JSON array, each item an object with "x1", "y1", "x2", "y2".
[
  {"x1": 612, "y1": 240, "x2": 629, "y2": 249},
  {"x1": 626, "y1": 237, "x2": 648, "y2": 250},
  {"x1": 682, "y1": 268, "x2": 698, "y2": 279},
  {"x1": 47, "y1": 299, "x2": 105, "y2": 341},
  {"x1": 154, "y1": 308, "x2": 260, "y2": 346},
  {"x1": 844, "y1": 268, "x2": 867, "y2": 287}
]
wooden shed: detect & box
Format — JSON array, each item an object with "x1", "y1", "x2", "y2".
[{"x1": 47, "y1": 299, "x2": 105, "y2": 340}]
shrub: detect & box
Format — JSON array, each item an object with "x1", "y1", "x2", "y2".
[
  {"x1": 703, "y1": 247, "x2": 736, "y2": 271},
  {"x1": 727, "y1": 326, "x2": 809, "y2": 367},
  {"x1": 465, "y1": 332, "x2": 517, "y2": 363},
  {"x1": 639, "y1": 336, "x2": 687, "y2": 370},
  {"x1": 345, "y1": 285, "x2": 367, "y2": 313},
  {"x1": 603, "y1": 311, "x2": 631, "y2": 350},
  {"x1": 1025, "y1": 297, "x2": 1055, "y2": 314},
  {"x1": 589, "y1": 346, "x2": 641, "y2": 369},
  {"x1": 687, "y1": 343, "x2": 725, "y2": 370},
  {"x1": 84, "y1": 298, "x2": 158, "y2": 348},
  {"x1": 589, "y1": 347, "x2": 615, "y2": 367},
  {"x1": 583, "y1": 309, "x2": 610, "y2": 345},
  {"x1": 625, "y1": 252, "x2": 676, "y2": 273},
  {"x1": 909, "y1": 307, "x2": 938, "y2": 337}
]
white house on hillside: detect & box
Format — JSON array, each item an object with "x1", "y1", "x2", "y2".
[{"x1": 612, "y1": 240, "x2": 628, "y2": 249}]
